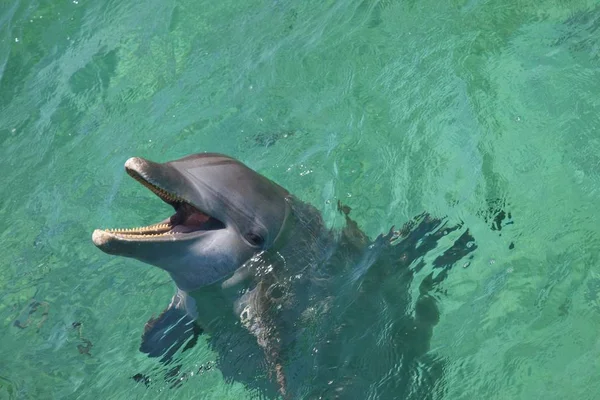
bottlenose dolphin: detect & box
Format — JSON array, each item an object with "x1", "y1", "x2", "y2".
[{"x1": 92, "y1": 153, "x2": 476, "y2": 399}]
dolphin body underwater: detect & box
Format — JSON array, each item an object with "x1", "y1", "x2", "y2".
[{"x1": 92, "y1": 153, "x2": 476, "y2": 399}]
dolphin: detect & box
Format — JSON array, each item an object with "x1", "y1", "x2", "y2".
[{"x1": 92, "y1": 152, "x2": 477, "y2": 399}]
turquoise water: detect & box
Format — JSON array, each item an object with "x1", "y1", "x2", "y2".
[{"x1": 2, "y1": 0, "x2": 600, "y2": 398}]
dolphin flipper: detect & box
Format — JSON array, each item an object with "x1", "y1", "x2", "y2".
[{"x1": 140, "y1": 293, "x2": 203, "y2": 363}]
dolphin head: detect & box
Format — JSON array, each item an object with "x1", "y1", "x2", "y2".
[{"x1": 92, "y1": 153, "x2": 291, "y2": 292}]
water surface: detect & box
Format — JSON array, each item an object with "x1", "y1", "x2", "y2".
[{"x1": 1, "y1": 0, "x2": 600, "y2": 398}]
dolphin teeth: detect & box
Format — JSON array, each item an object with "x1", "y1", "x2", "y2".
[
  {"x1": 102, "y1": 223, "x2": 173, "y2": 236},
  {"x1": 133, "y1": 176, "x2": 182, "y2": 203}
]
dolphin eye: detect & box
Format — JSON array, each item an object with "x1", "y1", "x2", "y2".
[{"x1": 245, "y1": 232, "x2": 264, "y2": 247}]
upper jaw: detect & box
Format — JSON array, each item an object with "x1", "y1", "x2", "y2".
[{"x1": 124, "y1": 157, "x2": 186, "y2": 206}]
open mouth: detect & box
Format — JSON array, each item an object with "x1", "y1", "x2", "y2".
[{"x1": 95, "y1": 167, "x2": 225, "y2": 241}]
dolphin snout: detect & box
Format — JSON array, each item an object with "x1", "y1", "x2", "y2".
[
  {"x1": 92, "y1": 229, "x2": 116, "y2": 253},
  {"x1": 125, "y1": 157, "x2": 149, "y2": 174}
]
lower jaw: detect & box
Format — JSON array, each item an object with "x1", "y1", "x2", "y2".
[
  {"x1": 92, "y1": 227, "x2": 202, "y2": 250},
  {"x1": 96, "y1": 223, "x2": 217, "y2": 242}
]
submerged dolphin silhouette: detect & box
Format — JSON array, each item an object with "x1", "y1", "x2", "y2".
[{"x1": 92, "y1": 153, "x2": 476, "y2": 399}]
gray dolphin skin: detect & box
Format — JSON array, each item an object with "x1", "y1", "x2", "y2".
[{"x1": 92, "y1": 152, "x2": 477, "y2": 399}]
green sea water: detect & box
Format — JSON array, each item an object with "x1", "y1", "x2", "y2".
[{"x1": 1, "y1": 0, "x2": 600, "y2": 398}]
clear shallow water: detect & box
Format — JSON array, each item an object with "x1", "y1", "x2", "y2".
[{"x1": 1, "y1": 0, "x2": 600, "y2": 398}]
